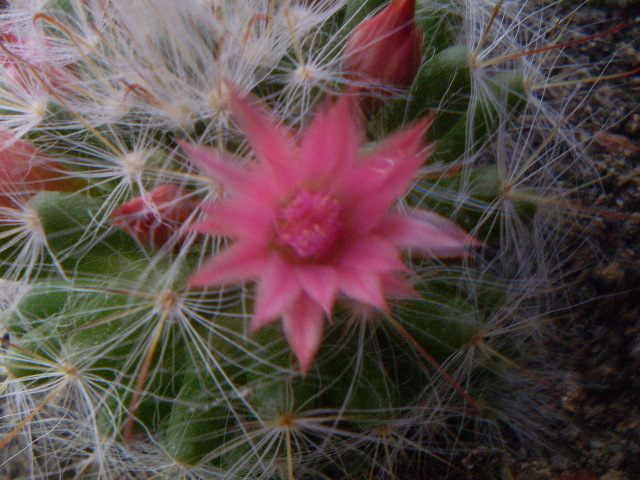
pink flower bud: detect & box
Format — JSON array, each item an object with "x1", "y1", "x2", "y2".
[
  {"x1": 0, "y1": 131, "x2": 81, "y2": 212},
  {"x1": 343, "y1": 0, "x2": 422, "y2": 106},
  {"x1": 111, "y1": 184, "x2": 200, "y2": 250}
]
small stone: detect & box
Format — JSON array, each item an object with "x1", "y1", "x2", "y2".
[
  {"x1": 558, "y1": 470, "x2": 599, "y2": 480},
  {"x1": 550, "y1": 454, "x2": 571, "y2": 471},
  {"x1": 631, "y1": 337, "x2": 640, "y2": 360},
  {"x1": 589, "y1": 439, "x2": 605, "y2": 451},
  {"x1": 625, "y1": 113, "x2": 640, "y2": 135},
  {"x1": 600, "y1": 470, "x2": 627, "y2": 480},
  {"x1": 564, "y1": 424, "x2": 582, "y2": 441},
  {"x1": 516, "y1": 462, "x2": 552, "y2": 480},
  {"x1": 594, "y1": 262, "x2": 625, "y2": 284},
  {"x1": 609, "y1": 450, "x2": 624, "y2": 467}
]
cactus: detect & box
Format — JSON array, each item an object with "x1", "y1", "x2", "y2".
[{"x1": 0, "y1": 1, "x2": 606, "y2": 479}]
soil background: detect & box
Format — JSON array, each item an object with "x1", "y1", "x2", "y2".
[{"x1": 454, "y1": 1, "x2": 640, "y2": 479}]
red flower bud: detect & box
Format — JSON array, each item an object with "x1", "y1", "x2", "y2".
[
  {"x1": 111, "y1": 184, "x2": 200, "y2": 250},
  {"x1": 0, "y1": 131, "x2": 81, "y2": 212},
  {"x1": 343, "y1": 0, "x2": 422, "y2": 105}
]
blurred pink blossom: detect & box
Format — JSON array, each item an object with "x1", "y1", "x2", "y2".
[
  {"x1": 0, "y1": 27, "x2": 78, "y2": 98},
  {"x1": 0, "y1": 131, "x2": 81, "y2": 213}
]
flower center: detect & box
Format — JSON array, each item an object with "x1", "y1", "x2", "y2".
[{"x1": 274, "y1": 190, "x2": 343, "y2": 260}]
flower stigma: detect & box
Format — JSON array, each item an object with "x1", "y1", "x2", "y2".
[{"x1": 274, "y1": 189, "x2": 342, "y2": 261}]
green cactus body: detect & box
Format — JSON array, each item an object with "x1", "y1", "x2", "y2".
[
  {"x1": 344, "y1": 0, "x2": 388, "y2": 32},
  {"x1": 409, "y1": 45, "x2": 471, "y2": 125},
  {"x1": 5, "y1": 282, "x2": 135, "y2": 380},
  {"x1": 321, "y1": 347, "x2": 403, "y2": 419},
  {"x1": 398, "y1": 295, "x2": 482, "y2": 362},
  {"x1": 163, "y1": 373, "x2": 248, "y2": 466},
  {"x1": 379, "y1": 45, "x2": 471, "y2": 136},
  {"x1": 0, "y1": 191, "x2": 142, "y2": 280},
  {"x1": 65, "y1": 312, "x2": 145, "y2": 381},
  {"x1": 415, "y1": 165, "x2": 538, "y2": 241},
  {"x1": 417, "y1": 0, "x2": 462, "y2": 52},
  {"x1": 66, "y1": 310, "x2": 186, "y2": 437},
  {"x1": 432, "y1": 69, "x2": 527, "y2": 162},
  {"x1": 29, "y1": 191, "x2": 139, "y2": 262},
  {"x1": 3, "y1": 283, "x2": 71, "y2": 335},
  {"x1": 248, "y1": 377, "x2": 318, "y2": 418},
  {"x1": 0, "y1": 0, "x2": 583, "y2": 477},
  {"x1": 4, "y1": 322, "x2": 66, "y2": 383},
  {"x1": 94, "y1": 386, "x2": 174, "y2": 439}
]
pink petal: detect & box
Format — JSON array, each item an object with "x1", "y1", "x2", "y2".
[
  {"x1": 188, "y1": 242, "x2": 270, "y2": 288},
  {"x1": 227, "y1": 89, "x2": 297, "y2": 183},
  {"x1": 336, "y1": 268, "x2": 388, "y2": 311},
  {"x1": 345, "y1": 118, "x2": 435, "y2": 232},
  {"x1": 282, "y1": 293, "x2": 325, "y2": 373},
  {"x1": 380, "y1": 273, "x2": 419, "y2": 299},
  {"x1": 252, "y1": 256, "x2": 302, "y2": 332},
  {"x1": 364, "y1": 115, "x2": 433, "y2": 167},
  {"x1": 342, "y1": 0, "x2": 421, "y2": 96},
  {"x1": 336, "y1": 236, "x2": 407, "y2": 273},
  {"x1": 344, "y1": 116, "x2": 433, "y2": 196},
  {"x1": 295, "y1": 264, "x2": 338, "y2": 316},
  {"x1": 377, "y1": 210, "x2": 482, "y2": 257},
  {"x1": 297, "y1": 96, "x2": 361, "y2": 183},
  {"x1": 193, "y1": 199, "x2": 273, "y2": 241},
  {"x1": 178, "y1": 140, "x2": 254, "y2": 193}
]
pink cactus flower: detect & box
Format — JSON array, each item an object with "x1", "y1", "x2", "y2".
[
  {"x1": 0, "y1": 131, "x2": 81, "y2": 213},
  {"x1": 181, "y1": 90, "x2": 479, "y2": 372},
  {"x1": 111, "y1": 184, "x2": 200, "y2": 250},
  {"x1": 343, "y1": 0, "x2": 422, "y2": 106}
]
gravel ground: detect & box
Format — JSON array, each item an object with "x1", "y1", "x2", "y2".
[
  {"x1": 455, "y1": 1, "x2": 640, "y2": 479},
  {"x1": 526, "y1": 2, "x2": 640, "y2": 479}
]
